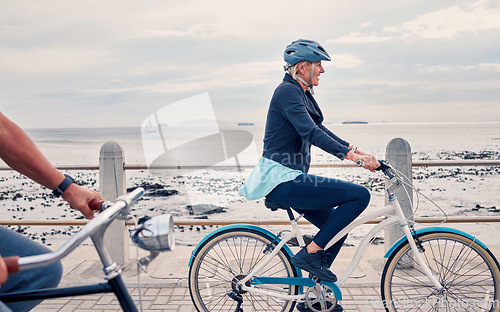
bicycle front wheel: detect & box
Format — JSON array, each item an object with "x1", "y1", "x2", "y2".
[
  {"x1": 381, "y1": 231, "x2": 500, "y2": 312},
  {"x1": 188, "y1": 228, "x2": 299, "y2": 312}
]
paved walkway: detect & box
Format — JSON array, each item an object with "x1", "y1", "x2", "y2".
[
  {"x1": 33, "y1": 284, "x2": 383, "y2": 312},
  {"x1": 29, "y1": 243, "x2": 500, "y2": 311},
  {"x1": 30, "y1": 244, "x2": 388, "y2": 311}
]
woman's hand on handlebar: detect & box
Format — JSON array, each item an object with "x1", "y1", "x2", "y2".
[
  {"x1": 346, "y1": 149, "x2": 380, "y2": 172},
  {"x1": 358, "y1": 154, "x2": 380, "y2": 172},
  {"x1": 62, "y1": 184, "x2": 104, "y2": 220}
]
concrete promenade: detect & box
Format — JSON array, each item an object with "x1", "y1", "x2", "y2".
[
  {"x1": 31, "y1": 243, "x2": 500, "y2": 312},
  {"x1": 30, "y1": 244, "x2": 388, "y2": 312}
]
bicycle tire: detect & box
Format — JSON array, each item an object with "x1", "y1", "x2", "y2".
[
  {"x1": 188, "y1": 228, "x2": 299, "y2": 312},
  {"x1": 381, "y1": 231, "x2": 500, "y2": 312}
]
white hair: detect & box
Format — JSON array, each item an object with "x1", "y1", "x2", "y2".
[{"x1": 286, "y1": 61, "x2": 311, "y2": 79}]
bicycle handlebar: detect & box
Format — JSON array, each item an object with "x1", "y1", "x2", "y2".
[
  {"x1": 6, "y1": 187, "x2": 145, "y2": 273},
  {"x1": 376, "y1": 160, "x2": 396, "y2": 179},
  {"x1": 356, "y1": 159, "x2": 395, "y2": 179}
]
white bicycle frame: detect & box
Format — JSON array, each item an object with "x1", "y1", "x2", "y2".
[{"x1": 237, "y1": 176, "x2": 443, "y2": 300}]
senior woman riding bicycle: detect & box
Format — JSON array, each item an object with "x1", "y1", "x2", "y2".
[{"x1": 239, "y1": 39, "x2": 379, "y2": 312}]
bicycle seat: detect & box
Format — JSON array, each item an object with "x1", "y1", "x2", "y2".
[{"x1": 264, "y1": 199, "x2": 291, "y2": 211}]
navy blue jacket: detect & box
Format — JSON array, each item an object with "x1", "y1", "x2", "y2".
[{"x1": 262, "y1": 74, "x2": 351, "y2": 173}]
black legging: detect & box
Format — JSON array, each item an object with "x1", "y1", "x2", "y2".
[{"x1": 266, "y1": 173, "x2": 370, "y2": 265}]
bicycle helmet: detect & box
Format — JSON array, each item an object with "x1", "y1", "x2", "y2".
[
  {"x1": 284, "y1": 39, "x2": 331, "y2": 66},
  {"x1": 284, "y1": 39, "x2": 331, "y2": 92}
]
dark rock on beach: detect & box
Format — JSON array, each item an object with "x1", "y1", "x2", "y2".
[
  {"x1": 435, "y1": 150, "x2": 498, "y2": 161},
  {"x1": 147, "y1": 189, "x2": 179, "y2": 197},
  {"x1": 359, "y1": 177, "x2": 385, "y2": 191},
  {"x1": 127, "y1": 182, "x2": 178, "y2": 197},
  {"x1": 473, "y1": 204, "x2": 499, "y2": 213},
  {"x1": 186, "y1": 204, "x2": 227, "y2": 215},
  {"x1": 127, "y1": 182, "x2": 165, "y2": 191}
]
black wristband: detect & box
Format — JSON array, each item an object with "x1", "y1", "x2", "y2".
[{"x1": 52, "y1": 174, "x2": 75, "y2": 197}]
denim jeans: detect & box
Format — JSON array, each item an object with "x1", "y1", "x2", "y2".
[
  {"x1": 266, "y1": 173, "x2": 370, "y2": 266},
  {"x1": 0, "y1": 226, "x2": 63, "y2": 312}
]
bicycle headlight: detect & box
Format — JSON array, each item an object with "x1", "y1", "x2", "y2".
[{"x1": 132, "y1": 214, "x2": 175, "y2": 252}]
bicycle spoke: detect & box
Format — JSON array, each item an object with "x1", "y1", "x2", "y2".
[
  {"x1": 383, "y1": 233, "x2": 499, "y2": 312},
  {"x1": 247, "y1": 291, "x2": 282, "y2": 312},
  {"x1": 442, "y1": 242, "x2": 474, "y2": 284},
  {"x1": 189, "y1": 230, "x2": 297, "y2": 312}
]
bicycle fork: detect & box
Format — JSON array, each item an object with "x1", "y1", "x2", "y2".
[
  {"x1": 389, "y1": 193, "x2": 444, "y2": 292},
  {"x1": 92, "y1": 224, "x2": 138, "y2": 312}
]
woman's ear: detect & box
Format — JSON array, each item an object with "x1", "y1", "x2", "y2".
[{"x1": 297, "y1": 61, "x2": 307, "y2": 75}]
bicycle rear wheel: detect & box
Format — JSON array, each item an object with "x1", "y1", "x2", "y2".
[
  {"x1": 381, "y1": 231, "x2": 500, "y2": 312},
  {"x1": 188, "y1": 228, "x2": 299, "y2": 312}
]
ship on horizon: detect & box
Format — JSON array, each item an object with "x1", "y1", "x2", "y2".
[{"x1": 342, "y1": 121, "x2": 368, "y2": 124}]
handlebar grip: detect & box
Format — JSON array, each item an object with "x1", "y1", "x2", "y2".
[
  {"x1": 4, "y1": 256, "x2": 20, "y2": 274},
  {"x1": 375, "y1": 160, "x2": 387, "y2": 171},
  {"x1": 89, "y1": 199, "x2": 104, "y2": 211}
]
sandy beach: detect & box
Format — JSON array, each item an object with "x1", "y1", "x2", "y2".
[{"x1": 1, "y1": 149, "x2": 498, "y2": 248}]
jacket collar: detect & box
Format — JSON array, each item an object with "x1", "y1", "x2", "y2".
[{"x1": 283, "y1": 74, "x2": 321, "y2": 118}]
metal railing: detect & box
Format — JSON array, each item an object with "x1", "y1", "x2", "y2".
[
  {"x1": 1, "y1": 158, "x2": 499, "y2": 228},
  {"x1": 1, "y1": 140, "x2": 499, "y2": 260},
  {"x1": 1, "y1": 216, "x2": 500, "y2": 227},
  {"x1": 2, "y1": 159, "x2": 499, "y2": 171}
]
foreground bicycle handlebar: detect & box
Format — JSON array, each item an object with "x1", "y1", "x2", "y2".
[
  {"x1": 4, "y1": 187, "x2": 146, "y2": 274},
  {"x1": 1, "y1": 187, "x2": 175, "y2": 312}
]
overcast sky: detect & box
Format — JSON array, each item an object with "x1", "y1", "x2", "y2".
[{"x1": 1, "y1": 0, "x2": 499, "y2": 128}]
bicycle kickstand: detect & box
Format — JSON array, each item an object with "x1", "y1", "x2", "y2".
[{"x1": 227, "y1": 290, "x2": 244, "y2": 312}]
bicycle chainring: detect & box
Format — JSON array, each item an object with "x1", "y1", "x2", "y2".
[{"x1": 304, "y1": 283, "x2": 337, "y2": 312}]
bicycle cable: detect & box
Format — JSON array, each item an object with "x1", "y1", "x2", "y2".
[
  {"x1": 390, "y1": 166, "x2": 448, "y2": 226},
  {"x1": 130, "y1": 215, "x2": 144, "y2": 312}
]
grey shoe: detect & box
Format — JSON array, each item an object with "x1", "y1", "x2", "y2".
[{"x1": 291, "y1": 248, "x2": 337, "y2": 282}]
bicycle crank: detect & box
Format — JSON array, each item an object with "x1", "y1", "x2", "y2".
[{"x1": 304, "y1": 283, "x2": 338, "y2": 312}]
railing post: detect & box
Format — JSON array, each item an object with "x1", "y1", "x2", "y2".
[
  {"x1": 384, "y1": 138, "x2": 413, "y2": 252},
  {"x1": 99, "y1": 141, "x2": 129, "y2": 264}
]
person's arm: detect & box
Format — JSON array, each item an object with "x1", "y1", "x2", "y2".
[
  {"x1": 317, "y1": 123, "x2": 350, "y2": 147},
  {"x1": 344, "y1": 146, "x2": 379, "y2": 171},
  {"x1": 281, "y1": 89, "x2": 352, "y2": 159},
  {"x1": 0, "y1": 112, "x2": 103, "y2": 219},
  {"x1": 0, "y1": 256, "x2": 7, "y2": 285},
  {"x1": 308, "y1": 114, "x2": 379, "y2": 170},
  {"x1": 311, "y1": 113, "x2": 379, "y2": 170}
]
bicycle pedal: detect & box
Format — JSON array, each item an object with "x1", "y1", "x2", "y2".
[{"x1": 227, "y1": 290, "x2": 243, "y2": 303}]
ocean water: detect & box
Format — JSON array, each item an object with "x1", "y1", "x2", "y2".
[
  {"x1": 1, "y1": 122, "x2": 499, "y2": 246},
  {"x1": 18, "y1": 121, "x2": 500, "y2": 166}
]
